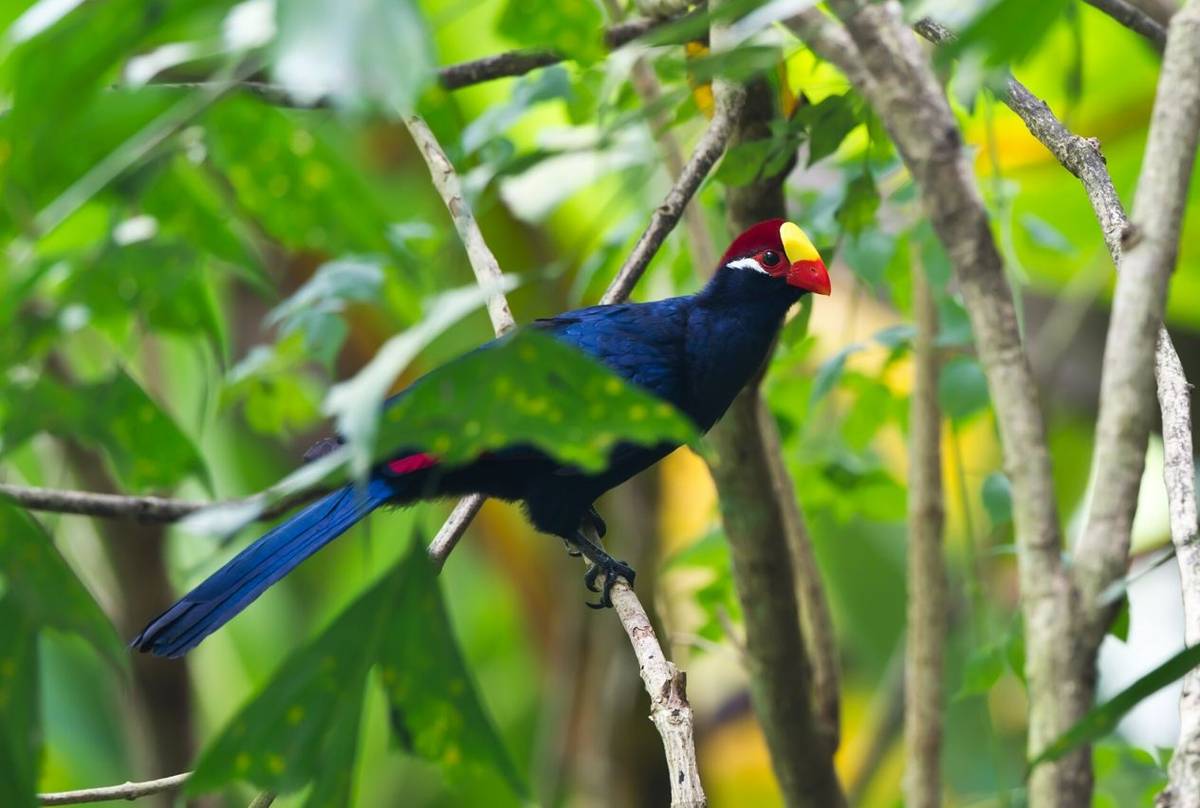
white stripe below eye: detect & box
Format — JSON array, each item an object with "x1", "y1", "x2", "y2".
[{"x1": 726, "y1": 257, "x2": 768, "y2": 275}]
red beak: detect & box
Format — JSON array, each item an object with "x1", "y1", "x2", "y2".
[{"x1": 787, "y1": 259, "x2": 831, "y2": 296}]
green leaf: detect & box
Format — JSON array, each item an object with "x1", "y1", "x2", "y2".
[
  {"x1": 797, "y1": 94, "x2": 860, "y2": 165},
  {"x1": 982, "y1": 471, "x2": 1013, "y2": 526},
  {"x1": 189, "y1": 540, "x2": 524, "y2": 802},
  {"x1": 377, "y1": 545, "x2": 525, "y2": 794},
  {"x1": 1020, "y1": 213, "x2": 1074, "y2": 254},
  {"x1": 223, "y1": 334, "x2": 326, "y2": 436},
  {"x1": 956, "y1": 643, "x2": 1007, "y2": 700},
  {"x1": 0, "y1": 596, "x2": 39, "y2": 808},
  {"x1": 0, "y1": 368, "x2": 208, "y2": 492},
  {"x1": 938, "y1": 356, "x2": 990, "y2": 422},
  {"x1": 945, "y1": 0, "x2": 1071, "y2": 69},
  {"x1": 1029, "y1": 642, "x2": 1200, "y2": 770},
  {"x1": 1110, "y1": 597, "x2": 1131, "y2": 643},
  {"x1": 836, "y1": 171, "x2": 881, "y2": 237},
  {"x1": 810, "y1": 344, "x2": 862, "y2": 405},
  {"x1": 375, "y1": 329, "x2": 697, "y2": 473},
  {"x1": 272, "y1": 0, "x2": 436, "y2": 112},
  {"x1": 714, "y1": 140, "x2": 774, "y2": 187},
  {"x1": 267, "y1": 257, "x2": 385, "y2": 365},
  {"x1": 497, "y1": 0, "x2": 605, "y2": 63},
  {"x1": 0, "y1": 503, "x2": 125, "y2": 669}
]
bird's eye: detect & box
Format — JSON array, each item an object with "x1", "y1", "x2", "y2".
[{"x1": 761, "y1": 250, "x2": 781, "y2": 267}]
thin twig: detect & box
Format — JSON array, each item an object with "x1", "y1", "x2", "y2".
[
  {"x1": 38, "y1": 772, "x2": 190, "y2": 805},
  {"x1": 598, "y1": 85, "x2": 742, "y2": 305},
  {"x1": 904, "y1": 259, "x2": 946, "y2": 808},
  {"x1": 1082, "y1": 0, "x2": 1168, "y2": 50},
  {"x1": 0, "y1": 482, "x2": 329, "y2": 523}
]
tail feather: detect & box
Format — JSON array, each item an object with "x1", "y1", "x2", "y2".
[{"x1": 133, "y1": 478, "x2": 392, "y2": 658}]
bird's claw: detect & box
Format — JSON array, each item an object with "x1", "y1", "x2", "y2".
[
  {"x1": 583, "y1": 558, "x2": 635, "y2": 609},
  {"x1": 586, "y1": 507, "x2": 607, "y2": 539}
]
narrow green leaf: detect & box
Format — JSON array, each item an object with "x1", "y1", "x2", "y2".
[
  {"x1": 1110, "y1": 597, "x2": 1131, "y2": 643},
  {"x1": 982, "y1": 471, "x2": 1013, "y2": 526},
  {"x1": 955, "y1": 643, "x2": 1007, "y2": 701},
  {"x1": 810, "y1": 344, "x2": 862, "y2": 405},
  {"x1": 1029, "y1": 643, "x2": 1200, "y2": 770}
]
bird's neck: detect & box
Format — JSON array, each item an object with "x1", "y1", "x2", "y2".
[{"x1": 683, "y1": 290, "x2": 798, "y2": 430}]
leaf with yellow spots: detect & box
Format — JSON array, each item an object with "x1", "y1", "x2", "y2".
[
  {"x1": 189, "y1": 538, "x2": 524, "y2": 804},
  {"x1": 378, "y1": 543, "x2": 526, "y2": 797},
  {"x1": 375, "y1": 329, "x2": 696, "y2": 473}
]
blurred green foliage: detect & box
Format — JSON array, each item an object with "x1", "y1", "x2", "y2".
[{"x1": 0, "y1": 0, "x2": 1196, "y2": 806}]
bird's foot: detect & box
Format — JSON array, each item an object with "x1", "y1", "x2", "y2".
[
  {"x1": 586, "y1": 507, "x2": 607, "y2": 539},
  {"x1": 582, "y1": 556, "x2": 636, "y2": 610}
]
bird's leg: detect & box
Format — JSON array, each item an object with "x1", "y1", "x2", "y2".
[{"x1": 566, "y1": 523, "x2": 635, "y2": 609}]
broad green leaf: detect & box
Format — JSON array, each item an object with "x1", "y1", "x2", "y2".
[
  {"x1": 378, "y1": 545, "x2": 525, "y2": 794},
  {"x1": 0, "y1": 368, "x2": 208, "y2": 492},
  {"x1": 945, "y1": 0, "x2": 1071, "y2": 69},
  {"x1": 1029, "y1": 643, "x2": 1200, "y2": 770},
  {"x1": 375, "y1": 328, "x2": 698, "y2": 473},
  {"x1": 797, "y1": 94, "x2": 860, "y2": 165},
  {"x1": 0, "y1": 504, "x2": 124, "y2": 668},
  {"x1": 497, "y1": 0, "x2": 605, "y2": 63},
  {"x1": 272, "y1": 0, "x2": 435, "y2": 112},
  {"x1": 189, "y1": 540, "x2": 523, "y2": 802},
  {"x1": 714, "y1": 140, "x2": 774, "y2": 187},
  {"x1": 460, "y1": 67, "x2": 572, "y2": 155},
  {"x1": 187, "y1": 572, "x2": 382, "y2": 804},
  {"x1": 982, "y1": 471, "x2": 1013, "y2": 526},
  {"x1": 938, "y1": 356, "x2": 990, "y2": 422},
  {"x1": 59, "y1": 241, "x2": 227, "y2": 352}
]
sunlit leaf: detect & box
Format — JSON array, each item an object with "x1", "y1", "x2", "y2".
[
  {"x1": 945, "y1": 0, "x2": 1071, "y2": 69},
  {"x1": 497, "y1": 0, "x2": 604, "y2": 63},
  {"x1": 272, "y1": 0, "x2": 435, "y2": 112},
  {"x1": 376, "y1": 328, "x2": 698, "y2": 473}
]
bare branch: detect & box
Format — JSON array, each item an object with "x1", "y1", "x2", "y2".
[
  {"x1": 1074, "y1": 0, "x2": 1200, "y2": 625},
  {"x1": 904, "y1": 260, "x2": 947, "y2": 808},
  {"x1": 402, "y1": 114, "x2": 516, "y2": 335},
  {"x1": 0, "y1": 481, "x2": 328, "y2": 523},
  {"x1": 788, "y1": 4, "x2": 1084, "y2": 803},
  {"x1": 599, "y1": 84, "x2": 742, "y2": 305},
  {"x1": 427, "y1": 493, "x2": 486, "y2": 569},
  {"x1": 38, "y1": 772, "x2": 190, "y2": 805},
  {"x1": 609, "y1": 577, "x2": 706, "y2": 807},
  {"x1": 1083, "y1": 0, "x2": 1168, "y2": 50}
]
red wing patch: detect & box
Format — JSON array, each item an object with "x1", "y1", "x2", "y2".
[{"x1": 387, "y1": 452, "x2": 438, "y2": 475}]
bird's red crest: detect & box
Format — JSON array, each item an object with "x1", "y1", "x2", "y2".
[{"x1": 720, "y1": 218, "x2": 788, "y2": 263}]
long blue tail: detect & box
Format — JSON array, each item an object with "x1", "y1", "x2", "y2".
[{"x1": 132, "y1": 478, "x2": 392, "y2": 658}]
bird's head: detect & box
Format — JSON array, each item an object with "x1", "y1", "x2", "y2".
[{"x1": 715, "y1": 218, "x2": 831, "y2": 298}]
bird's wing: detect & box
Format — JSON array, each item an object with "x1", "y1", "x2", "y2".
[{"x1": 531, "y1": 299, "x2": 691, "y2": 405}]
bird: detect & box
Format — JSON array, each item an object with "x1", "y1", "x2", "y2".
[{"x1": 133, "y1": 218, "x2": 830, "y2": 657}]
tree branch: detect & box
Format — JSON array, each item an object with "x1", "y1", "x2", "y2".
[
  {"x1": 1082, "y1": 0, "x2": 1168, "y2": 50},
  {"x1": 38, "y1": 772, "x2": 190, "y2": 805},
  {"x1": 598, "y1": 86, "x2": 741, "y2": 305},
  {"x1": 1072, "y1": 0, "x2": 1200, "y2": 623},
  {"x1": 904, "y1": 258, "x2": 947, "y2": 808},
  {"x1": 706, "y1": 11, "x2": 845, "y2": 800},
  {"x1": 787, "y1": 4, "x2": 1084, "y2": 803}
]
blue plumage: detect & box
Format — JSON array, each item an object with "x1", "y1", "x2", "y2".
[{"x1": 134, "y1": 219, "x2": 829, "y2": 656}]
